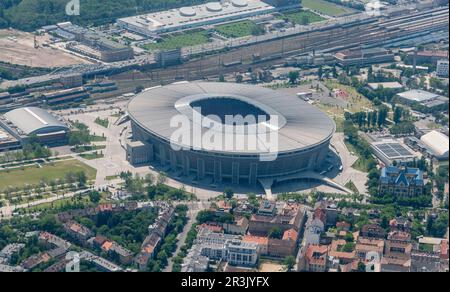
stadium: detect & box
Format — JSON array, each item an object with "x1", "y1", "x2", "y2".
[{"x1": 127, "y1": 82, "x2": 335, "y2": 186}]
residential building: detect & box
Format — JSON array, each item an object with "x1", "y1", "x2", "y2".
[
  {"x1": 360, "y1": 224, "x2": 385, "y2": 239},
  {"x1": 0, "y1": 244, "x2": 25, "y2": 263},
  {"x1": 267, "y1": 228, "x2": 299, "y2": 258},
  {"x1": 390, "y1": 217, "x2": 412, "y2": 233},
  {"x1": 222, "y1": 216, "x2": 249, "y2": 235},
  {"x1": 436, "y1": 59, "x2": 449, "y2": 77},
  {"x1": 381, "y1": 231, "x2": 412, "y2": 272},
  {"x1": 243, "y1": 235, "x2": 269, "y2": 255},
  {"x1": 63, "y1": 221, "x2": 94, "y2": 245},
  {"x1": 304, "y1": 245, "x2": 328, "y2": 272},
  {"x1": 355, "y1": 237, "x2": 385, "y2": 261},
  {"x1": 248, "y1": 202, "x2": 304, "y2": 236}
]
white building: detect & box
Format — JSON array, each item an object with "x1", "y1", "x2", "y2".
[
  {"x1": 117, "y1": 0, "x2": 278, "y2": 36},
  {"x1": 420, "y1": 130, "x2": 449, "y2": 160},
  {"x1": 436, "y1": 59, "x2": 449, "y2": 78}
]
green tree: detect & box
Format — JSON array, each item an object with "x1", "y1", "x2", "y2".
[
  {"x1": 288, "y1": 71, "x2": 299, "y2": 84},
  {"x1": 268, "y1": 227, "x2": 283, "y2": 239},
  {"x1": 224, "y1": 188, "x2": 234, "y2": 200},
  {"x1": 283, "y1": 255, "x2": 296, "y2": 272}
]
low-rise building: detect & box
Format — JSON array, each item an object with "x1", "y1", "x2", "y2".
[
  {"x1": 360, "y1": 224, "x2": 385, "y2": 239},
  {"x1": 248, "y1": 202, "x2": 304, "y2": 236},
  {"x1": 335, "y1": 48, "x2": 395, "y2": 67},
  {"x1": 222, "y1": 216, "x2": 249, "y2": 235},
  {"x1": 63, "y1": 221, "x2": 94, "y2": 245},
  {"x1": 436, "y1": 59, "x2": 449, "y2": 77},
  {"x1": 395, "y1": 89, "x2": 448, "y2": 111},
  {"x1": 304, "y1": 245, "x2": 328, "y2": 272}
]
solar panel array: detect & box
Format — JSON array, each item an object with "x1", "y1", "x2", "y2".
[{"x1": 375, "y1": 143, "x2": 413, "y2": 159}]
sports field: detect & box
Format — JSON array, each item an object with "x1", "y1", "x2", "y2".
[{"x1": 0, "y1": 159, "x2": 97, "y2": 191}]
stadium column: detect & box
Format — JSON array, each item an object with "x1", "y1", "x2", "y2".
[
  {"x1": 148, "y1": 143, "x2": 155, "y2": 162},
  {"x1": 159, "y1": 145, "x2": 167, "y2": 166},
  {"x1": 249, "y1": 163, "x2": 258, "y2": 185},
  {"x1": 170, "y1": 151, "x2": 177, "y2": 171},
  {"x1": 182, "y1": 156, "x2": 190, "y2": 176},
  {"x1": 232, "y1": 162, "x2": 240, "y2": 185},
  {"x1": 197, "y1": 158, "x2": 205, "y2": 180},
  {"x1": 214, "y1": 160, "x2": 222, "y2": 185}
]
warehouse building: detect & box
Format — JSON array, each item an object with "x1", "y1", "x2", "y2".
[
  {"x1": 56, "y1": 22, "x2": 134, "y2": 62},
  {"x1": 117, "y1": 0, "x2": 290, "y2": 36},
  {"x1": 371, "y1": 140, "x2": 417, "y2": 166},
  {"x1": 395, "y1": 90, "x2": 448, "y2": 110},
  {"x1": 0, "y1": 107, "x2": 69, "y2": 146},
  {"x1": 420, "y1": 130, "x2": 449, "y2": 160}
]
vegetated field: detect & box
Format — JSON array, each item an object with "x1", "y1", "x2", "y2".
[
  {"x1": 278, "y1": 10, "x2": 325, "y2": 25},
  {"x1": 143, "y1": 30, "x2": 210, "y2": 51},
  {"x1": 0, "y1": 159, "x2": 97, "y2": 191},
  {"x1": 302, "y1": 0, "x2": 356, "y2": 16},
  {"x1": 318, "y1": 80, "x2": 374, "y2": 118},
  {"x1": 215, "y1": 20, "x2": 261, "y2": 38}
]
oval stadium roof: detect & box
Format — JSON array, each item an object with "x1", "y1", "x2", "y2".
[
  {"x1": 127, "y1": 82, "x2": 335, "y2": 155},
  {"x1": 3, "y1": 107, "x2": 68, "y2": 136}
]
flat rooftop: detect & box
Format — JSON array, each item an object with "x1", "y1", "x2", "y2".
[
  {"x1": 372, "y1": 140, "x2": 416, "y2": 160},
  {"x1": 368, "y1": 82, "x2": 403, "y2": 90},
  {"x1": 397, "y1": 90, "x2": 443, "y2": 103},
  {"x1": 118, "y1": 0, "x2": 276, "y2": 33}
]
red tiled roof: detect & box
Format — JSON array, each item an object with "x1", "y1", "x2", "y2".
[{"x1": 282, "y1": 229, "x2": 298, "y2": 241}]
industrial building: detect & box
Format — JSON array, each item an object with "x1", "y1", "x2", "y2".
[
  {"x1": 0, "y1": 127, "x2": 20, "y2": 152},
  {"x1": 420, "y1": 130, "x2": 449, "y2": 160},
  {"x1": 334, "y1": 48, "x2": 395, "y2": 67},
  {"x1": 395, "y1": 89, "x2": 448, "y2": 110},
  {"x1": 126, "y1": 82, "x2": 335, "y2": 186},
  {"x1": 117, "y1": 0, "x2": 297, "y2": 36},
  {"x1": 41, "y1": 87, "x2": 90, "y2": 106},
  {"x1": 55, "y1": 22, "x2": 134, "y2": 62},
  {"x1": 0, "y1": 107, "x2": 69, "y2": 146},
  {"x1": 371, "y1": 140, "x2": 417, "y2": 166}
]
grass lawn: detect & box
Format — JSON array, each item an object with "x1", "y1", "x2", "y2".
[
  {"x1": 215, "y1": 20, "x2": 262, "y2": 38},
  {"x1": 345, "y1": 141, "x2": 371, "y2": 172},
  {"x1": 90, "y1": 135, "x2": 107, "y2": 142},
  {"x1": 0, "y1": 160, "x2": 97, "y2": 191},
  {"x1": 302, "y1": 0, "x2": 355, "y2": 16},
  {"x1": 79, "y1": 152, "x2": 104, "y2": 160},
  {"x1": 345, "y1": 180, "x2": 359, "y2": 194},
  {"x1": 94, "y1": 117, "x2": 109, "y2": 128},
  {"x1": 73, "y1": 145, "x2": 106, "y2": 153},
  {"x1": 143, "y1": 30, "x2": 210, "y2": 51},
  {"x1": 278, "y1": 9, "x2": 325, "y2": 25}
]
